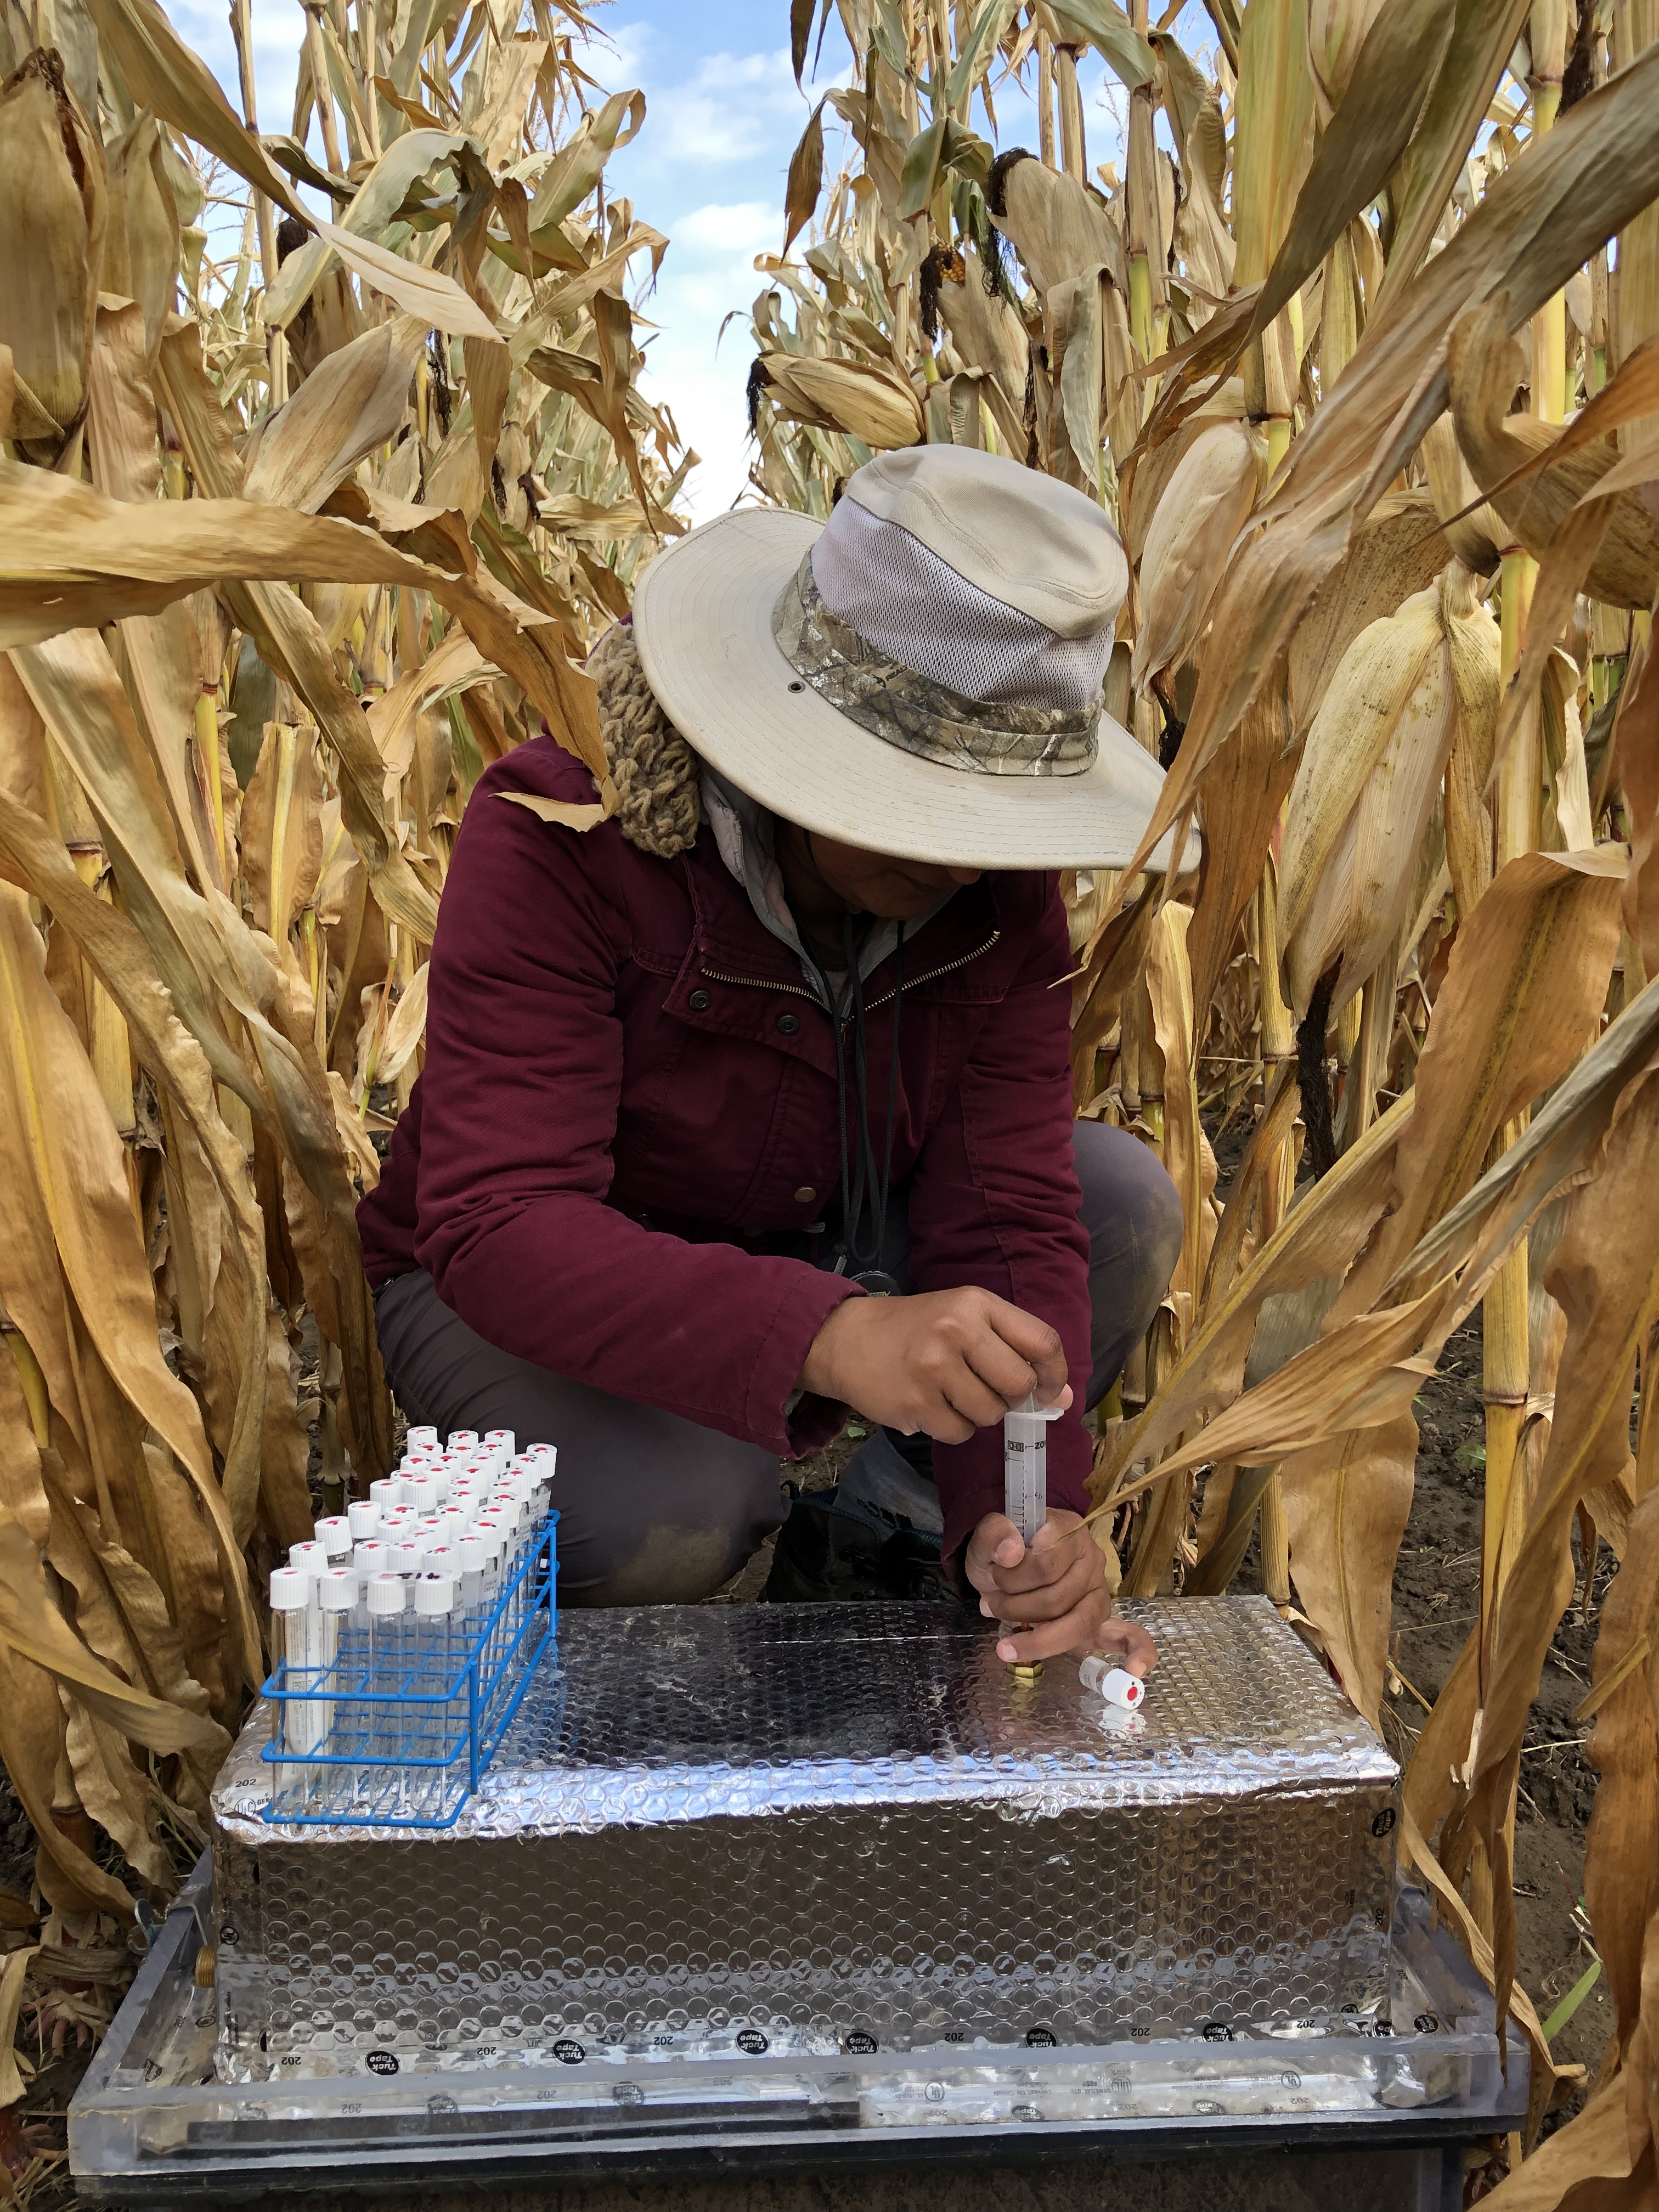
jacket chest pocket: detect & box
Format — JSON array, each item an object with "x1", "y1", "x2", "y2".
[{"x1": 619, "y1": 982, "x2": 835, "y2": 1228}]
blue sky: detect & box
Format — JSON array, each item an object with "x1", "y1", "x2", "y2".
[{"x1": 180, "y1": 0, "x2": 1214, "y2": 519}]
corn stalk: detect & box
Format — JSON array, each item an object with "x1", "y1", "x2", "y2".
[
  {"x1": 752, "y1": 0, "x2": 1659, "y2": 2189},
  {"x1": 0, "y1": 0, "x2": 687, "y2": 1939}
]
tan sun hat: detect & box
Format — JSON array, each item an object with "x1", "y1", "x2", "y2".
[{"x1": 631, "y1": 444, "x2": 1198, "y2": 872}]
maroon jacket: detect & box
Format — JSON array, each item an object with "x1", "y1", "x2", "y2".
[{"x1": 358, "y1": 737, "x2": 1092, "y2": 1562}]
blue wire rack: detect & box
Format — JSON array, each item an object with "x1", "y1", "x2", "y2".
[{"x1": 259, "y1": 1511, "x2": 557, "y2": 1830}]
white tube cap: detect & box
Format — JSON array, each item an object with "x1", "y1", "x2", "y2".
[
  {"x1": 315, "y1": 1516, "x2": 353, "y2": 1558},
  {"x1": 269, "y1": 1566, "x2": 308, "y2": 1610},
  {"x1": 483, "y1": 1429, "x2": 515, "y2": 1455},
  {"x1": 459, "y1": 1536, "x2": 488, "y2": 1574},
  {"x1": 368, "y1": 1479, "x2": 396, "y2": 1508},
  {"x1": 1079, "y1": 1656, "x2": 1145, "y2": 1709},
  {"x1": 366, "y1": 1573, "x2": 406, "y2": 1617},
  {"x1": 414, "y1": 1571, "x2": 455, "y2": 1617},
  {"x1": 447, "y1": 1430, "x2": 479, "y2": 1448},
  {"x1": 347, "y1": 1500, "x2": 379, "y2": 1540},
  {"x1": 289, "y1": 1540, "x2": 328, "y2": 1577},
  {"x1": 354, "y1": 1541, "x2": 390, "y2": 1579},
  {"x1": 406, "y1": 1425, "x2": 439, "y2": 1447},
  {"x1": 319, "y1": 1567, "x2": 357, "y2": 1613}
]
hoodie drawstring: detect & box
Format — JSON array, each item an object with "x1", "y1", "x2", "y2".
[{"x1": 831, "y1": 911, "x2": 906, "y2": 1293}]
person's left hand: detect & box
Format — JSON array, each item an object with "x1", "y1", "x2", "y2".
[{"x1": 964, "y1": 1508, "x2": 1158, "y2": 1673}]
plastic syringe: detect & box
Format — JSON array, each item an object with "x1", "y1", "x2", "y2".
[
  {"x1": 1003, "y1": 1392, "x2": 1062, "y2": 1544},
  {"x1": 1002, "y1": 1392, "x2": 1061, "y2": 1683}
]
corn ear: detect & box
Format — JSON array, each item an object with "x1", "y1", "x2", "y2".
[
  {"x1": 1279, "y1": 575, "x2": 1462, "y2": 1018},
  {"x1": 1132, "y1": 419, "x2": 1266, "y2": 696},
  {"x1": 0, "y1": 50, "x2": 105, "y2": 462},
  {"x1": 755, "y1": 352, "x2": 925, "y2": 449}
]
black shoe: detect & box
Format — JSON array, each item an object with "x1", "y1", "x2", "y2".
[{"x1": 761, "y1": 1482, "x2": 952, "y2": 1604}]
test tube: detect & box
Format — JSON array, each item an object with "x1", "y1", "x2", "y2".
[
  {"x1": 318, "y1": 1568, "x2": 357, "y2": 1796},
  {"x1": 268, "y1": 1566, "x2": 315, "y2": 1807},
  {"x1": 524, "y1": 1452, "x2": 555, "y2": 1514},
  {"x1": 1079, "y1": 1656, "x2": 1145, "y2": 1710},
  {"x1": 365, "y1": 1573, "x2": 407, "y2": 1795},
  {"x1": 458, "y1": 1535, "x2": 486, "y2": 1632},
  {"x1": 287, "y1": 1539, "x2": 329, "y2": 1721},
  {"x1": 413, "y1": 1571, "x2": 458, "y2": 1812},
  {"x1": 474, "y1": 1522, "x2": 506, "y2": 1651},
  {"x1": 476, "y1": 1516, "x2": 507, "y2": 1583},
  {"x1": 353, "y1": 1541, "x2": 390, "y2": 1628},
  {"x1": 424, "y1": 1546, "x2": 458, "y2": 1622},
  {"x1": 315, "y1": 1515, "x2": 353, "y2": 1564}
]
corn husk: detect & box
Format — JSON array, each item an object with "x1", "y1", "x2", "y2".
[
  {"x1": 756, "y1": 352, "x2": 924, "y2": 449},
  {"x1": 1132, "y1": 420, "x2": 1267, "y2": 694},
  {"x1": 0, "y1": 50, "x2": 105, "y2": 460},
  {"x1": 1280, "y1": 566, "x2": 1497, "y2": 1018}
]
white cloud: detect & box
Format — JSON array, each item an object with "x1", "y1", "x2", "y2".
[
  {"x1": 671, "y1": 201, "x2": 780, "y2": 257},
  {"x1": 634, "y1": 201, "x2": 783, "y2": 520},
  {"x1": 648, "y1": 48, "x2": 804, "y2": 166}
]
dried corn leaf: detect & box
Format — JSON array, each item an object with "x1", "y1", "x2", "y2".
[{"x1": 83, "y1": 0, "x2": 307, "y2": 223}]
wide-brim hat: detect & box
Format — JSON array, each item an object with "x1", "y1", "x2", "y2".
[{"x1": 632, "y1": 445, "x2": 1198, "y2": 873}]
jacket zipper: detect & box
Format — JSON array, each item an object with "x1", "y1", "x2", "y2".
[
  {"x1": 697, "y1": 967, "x2": 820, "y2": 1003},
  {"x1": 865, "y1": 930, "x2": 1000, "y2": 1014},
  {"x1": 698, "y1": 929, "x2": 1002, "y2": 1021}
]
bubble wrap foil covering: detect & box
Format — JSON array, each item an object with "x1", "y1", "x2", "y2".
[{"x1": 210, "y1": 1599, "x2": 1398, "y2": 2081}]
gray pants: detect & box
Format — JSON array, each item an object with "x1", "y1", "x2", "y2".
[{"x1": 373, "y1": 1121, "x2": 1182, "y2": 1607}]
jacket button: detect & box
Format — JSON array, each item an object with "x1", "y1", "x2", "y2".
[
  {"x1": 688, "y1": 989, "x2": 712, "y2": 1012},
  {"x1": 794, "y1": 1186, "x2": 816, "y2": 1204},
  {"x1": 776, "y1": 1011, "x2": 800, "y2": 1035}
]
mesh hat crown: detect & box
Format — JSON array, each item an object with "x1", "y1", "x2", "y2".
[
  {"x1": 833, "y1": 446, "x2": 1129, "y2": 653},
  {"x1": 771, "y1": 448, "x2": 1130, "y2": 781}
]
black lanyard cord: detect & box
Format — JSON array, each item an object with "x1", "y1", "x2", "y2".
[{"x1": 836, "y1": 910, "x2": 905, "y2": 1280}]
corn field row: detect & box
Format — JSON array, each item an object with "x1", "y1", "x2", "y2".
[
  {"x1": 749, "y1": 1, "x2": 1659, "y2": 2193},
  {"x1": 0, "y1": 0, "x2": 1656, "y2": 2197},
  {"x1": 0, "y1": 0, "x2": 684, "y2": 2115}
]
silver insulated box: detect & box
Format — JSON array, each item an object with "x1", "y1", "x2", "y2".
[{"x1": 208, "y1": 1596, "x2": 1400, "y2": 2079}]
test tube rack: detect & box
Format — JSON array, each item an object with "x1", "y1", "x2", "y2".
[{"x1": 260, "y1": 1512, "x2": 558, "y2": 1830}]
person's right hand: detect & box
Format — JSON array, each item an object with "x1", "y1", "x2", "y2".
[{"x1": 798, "y1": 1286, "x2": 1070, "y2": 1444}]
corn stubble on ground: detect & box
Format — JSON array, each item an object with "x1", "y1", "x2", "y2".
[{"x1": 2, "y1": 0, "x2": 1659, "y2": 2202}]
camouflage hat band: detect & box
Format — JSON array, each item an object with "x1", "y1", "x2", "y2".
[{"x1": 771, "y1": 553, "x2": 1101, "y2": 779}]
